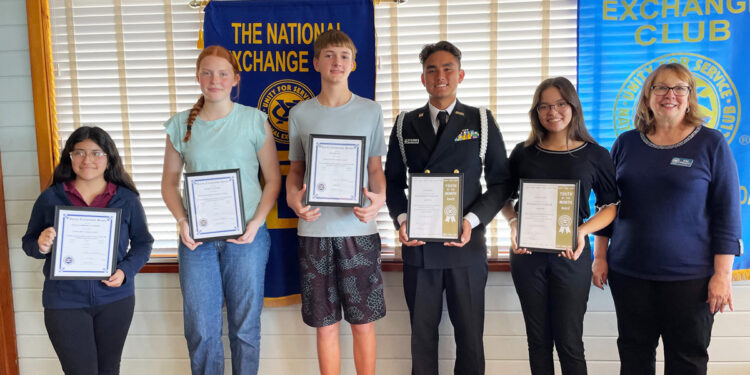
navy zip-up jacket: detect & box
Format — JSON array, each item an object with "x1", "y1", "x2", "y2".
[{"x1": 22, "y1": 183, "x2": 154, "y2": 309}]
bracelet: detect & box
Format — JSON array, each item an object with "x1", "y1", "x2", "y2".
[
  {"x1": 177, "y1": 217, "x2": 187, "y2": 224},
  {"x1": 508, "y1": 217, "x2": 518, "y2": 225}
]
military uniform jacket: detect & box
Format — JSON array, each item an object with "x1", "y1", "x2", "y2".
[{"x1": 385, "y1": 100, "x2": 511, "y2": 269}]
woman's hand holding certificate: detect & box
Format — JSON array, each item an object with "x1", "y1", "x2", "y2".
[
  {"x1": 101, "y1": 269, "x2": 125, "y2": 287},
  {"x1": 178, "y1": 218, "x2": 203, "y2": 250},
  {"x1": 37, "y1": 227, "x2": 56, "y2": 254},
  {"x1": 227, "y1": 219, "x2": 262, "y2": 244}
]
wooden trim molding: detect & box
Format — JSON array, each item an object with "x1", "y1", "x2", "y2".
[
  {"x1": 141, "y1": 258, "x2": 511, "y2": 273},
  {"x1": 0, "y1": 154, "x2": 20, "y2": 375},
  {"x1": 382, "y1": 259, "x2": 511, "y2": 272},
  {"x1": 140, "y1": 262, "x2": 180, "y2": 273},
  {"x1": 27, "y1": 0, "x2": 59, "y2": 190}
]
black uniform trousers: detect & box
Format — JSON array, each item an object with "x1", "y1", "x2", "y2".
[
  {"x1": 44, "y1": 295, "x2": 135, "y2": 375},
  {"x1": 609, "y1": 270, "x2": 714, "y2": 375},
  {"x1": 404, "y1": 262, "x2": 488, "y2": 375},
  {"x1": 510, "y1": 242, "x2": 591, "y2": 375}
]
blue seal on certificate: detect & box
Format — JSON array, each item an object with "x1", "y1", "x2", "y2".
[
  {"x1": 64, "y1": 256, "x2": 74, "y2": 265},
  {"x1": 317, "y1": 183, "x2": 326, "y2": 192}
]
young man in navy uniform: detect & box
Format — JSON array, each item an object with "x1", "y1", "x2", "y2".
[{"x1": 385, "y1": 41, "x2": 511, "y2": 374}]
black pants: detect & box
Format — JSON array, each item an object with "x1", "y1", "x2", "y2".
[
  {"x1": 609, "y1": 270, "x2": 713, "y2": 375},
  {"x1": 510, "y1": 244, "x2": 591, "y2": 375},
  {"x1": 403, "y1": 263, "x2": 488, "y2": 375},
  {"x1": 44, "y1": 295, "x2": 135, "y2": 375}
]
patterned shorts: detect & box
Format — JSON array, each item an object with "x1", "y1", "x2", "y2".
[{"x1": 298, "y1": 234, "x2": 386, "y2": 327}]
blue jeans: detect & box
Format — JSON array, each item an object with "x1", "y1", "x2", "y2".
[{"x1": 178, "y1": 226, "x2": 270, "y2": 375}]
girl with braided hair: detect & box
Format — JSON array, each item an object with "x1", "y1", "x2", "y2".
[{"x1": 161, "y1": 45, "x2": 281, "y2": 375}]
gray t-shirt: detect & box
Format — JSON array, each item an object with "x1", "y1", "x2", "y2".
[{"x1": 289, "y1": 94, "x2": 386, "y2": 237}]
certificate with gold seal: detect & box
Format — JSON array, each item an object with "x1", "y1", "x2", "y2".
[
  {"x1": 406, "y1": 173, "x2": 464, "y2": 242},
  {"x1": 517, "y1": 179, "x2": 580, "y2": 253}
]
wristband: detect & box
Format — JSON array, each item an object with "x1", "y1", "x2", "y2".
[
  {"x1": 177, "y1": 217, "x2": 187, "y2": 224},
  {"x1": 508, "y1": 217, "x2": 518, "y2": 225}
]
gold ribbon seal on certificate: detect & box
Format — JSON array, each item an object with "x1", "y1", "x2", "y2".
[
  {"x1": 442, "y1": 177, "x2": 461, "y2": 237},
  {"x1": 558, "y1": 215, "x2": 572, "y2": 234},
  {"x1": 444, "y1": 205, "x2": 457, "y2": 223}
]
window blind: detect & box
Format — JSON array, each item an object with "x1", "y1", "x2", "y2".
[
  {"x1": 374, "y1": 0, "x2": 578, "y2": 258},
  {"x1": 49, "y1": 0, "x2": 578, "y2": 259}
]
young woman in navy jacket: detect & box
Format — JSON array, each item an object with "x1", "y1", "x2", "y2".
[{"x1": 22, "y1": 126, "x2": 153, "y2": 374}]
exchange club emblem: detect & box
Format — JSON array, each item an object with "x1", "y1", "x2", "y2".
[
  {"x1": 613, "y1": 53, "x2": 740, "y2": 144},
  {"x1": 258, "y1": 79, "x2": 315, "y2": 144}
]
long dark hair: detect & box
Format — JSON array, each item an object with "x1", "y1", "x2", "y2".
[
  {"x1": 526, "y1": 76, "x2": 595, "y2": 147},
  {"x1": 52, "y1": 126, "x2": 139, "y2": 194}
]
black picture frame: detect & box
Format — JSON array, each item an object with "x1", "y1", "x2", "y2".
[
  {"x1": 184, "y1": 168, "x2": 246, "y2": 242},
  {"x1": 51, "y1": 206, "x2": 121, "y2": 280},
  {"x1": 406, "y1": 173, "x2": 464, "y2": 242},
  {"x1": 517, "y1": 179, "x2": 580, "y2": 253},
  {"x1": 304, "y1": 134, "x2": 367, "y2": 207}
]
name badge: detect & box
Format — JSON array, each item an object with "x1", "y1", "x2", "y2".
[
  {"x1": 740, "y1": 239, "x2": 744, "y2": 256},
  {"x1": 670, "y1": 157, "x2": 693, "y2": 167},
  {"x1": 404, "y1": 138, "x2": 420, "y2": 144}
]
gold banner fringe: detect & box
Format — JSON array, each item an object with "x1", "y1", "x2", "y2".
[
  {"x1": 264, "y1": 294, "x2": 301, "y2": 308},
  {"x1": 732, "y1": 269, "x2": 750, "y2": 282}
]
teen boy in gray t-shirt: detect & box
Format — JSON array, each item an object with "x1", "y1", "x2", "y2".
[{"x1": 286, "y1": 30, "x2": 386, "y2": 375}]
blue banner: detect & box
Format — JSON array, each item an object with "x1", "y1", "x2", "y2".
[
  {"x1": 204, "y1": 0, "x2": 376, "y2": 302},
  {"x1": 578, "y1": 1, "x2": 749, "y2": 279}
]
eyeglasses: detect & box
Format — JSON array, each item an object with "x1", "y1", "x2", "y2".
[
  {"x1": 536, "y1": 101, "x2": 569, "y2": 113},
  {"x1": 651, "y1": 85, "x2": 690, "y2": 97},
  {"x1": 69, "y1": 150, "x2": 107, "y2": 160}
]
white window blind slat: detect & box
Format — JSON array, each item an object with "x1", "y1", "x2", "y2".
[{"x1": 51, "y1": 0, "x2": 578, "y2": 259}]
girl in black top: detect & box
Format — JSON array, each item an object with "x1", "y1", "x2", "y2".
[{"x1": 500, "y1": 77, "x2": 618, "y2": 375}]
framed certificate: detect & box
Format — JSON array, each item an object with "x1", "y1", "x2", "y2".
[
  {"x1": 51, "y1": 206, "x2": 121, "y2": 280},
  {"x1": 305, "y1": 134, "x2": 366, "y2": 207},
  {"x1": 406, "y1": 173, "x2": 464, "y2": 242},
  {"x1": 184, "y1": 169, "x2": 246, "y2": 241},
  {"x1": 517, "y1": 179, "x2": 580, "y2": 253}
]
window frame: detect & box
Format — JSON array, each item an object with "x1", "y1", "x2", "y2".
[{"x1": 28, "y1": 0, "x2": 571, "y2": 272}]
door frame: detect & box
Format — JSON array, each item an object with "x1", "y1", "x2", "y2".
[{"x1": 0, "y1": 153, "x2": 20, "y2": 374}]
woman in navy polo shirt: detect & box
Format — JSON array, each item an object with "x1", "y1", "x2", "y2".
[
  {"x1": 594, "y1": 63, "x2": 742, "y2": 375},
  {"x1": 22, "y1": 126, "x2": 153, "y2": 374}
]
